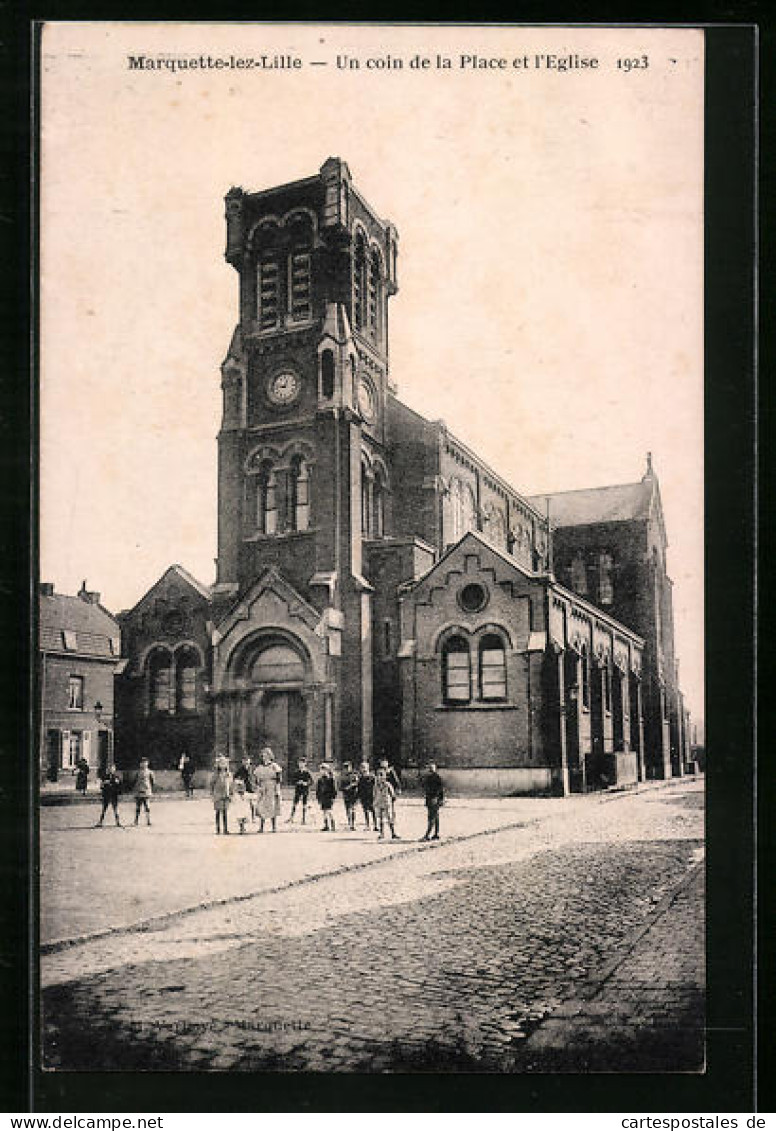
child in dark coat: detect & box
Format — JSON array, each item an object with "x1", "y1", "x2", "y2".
[
  {"x1": 287, "y1": 758, "x2": 314, "y2": 824},
  {"x1": 96, "y1": 765, "x2": 122, "y2": 827},
  {"x1": 316, "y1": 763, "x2": 337, "y2": 831},
  {"x1": 340, "y1": 762, "x2": 360, "y2": 830},
  {"x1": 420, "y1": 762, "x2": 445, "y2": 841}
]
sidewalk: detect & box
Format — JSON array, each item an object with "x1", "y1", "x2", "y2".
[{"x1": 518, "y1": 860, "x2": 705, "y2": 1072}]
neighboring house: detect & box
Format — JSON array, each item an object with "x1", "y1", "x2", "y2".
[
  {"x1": 115, "y1": 158, "x2": 690, "y2": 794},
  {"x1": 39, "y1": 582, "x2": 122, "y2": 783}
]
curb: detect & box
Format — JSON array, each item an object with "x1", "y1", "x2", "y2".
[
  {"x1": 578, "y1": 855, "x2": 705, "y2": 1001},
  {"x1": 41, "y1": 811, "x2": 542, "y2": 955}
]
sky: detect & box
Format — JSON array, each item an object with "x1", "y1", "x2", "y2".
[{"x1": 39, "y1": 23, "x2": 705, "y2": 722}]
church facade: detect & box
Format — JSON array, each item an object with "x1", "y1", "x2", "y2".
[{"x1": 115, "y1": 158, "x2": 691, "y2": 794}]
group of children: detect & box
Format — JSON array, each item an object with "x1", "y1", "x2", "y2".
[{"x1": 92, "y1": 752, "x2": 446, "y2": 842}]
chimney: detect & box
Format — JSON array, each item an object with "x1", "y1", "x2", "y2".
[
  {"x1": 78, "y1": 581, "x2": 101, "y2": 605},
  {"x1": 39, "y1": 582, "x2": 54, "y2": 597}
]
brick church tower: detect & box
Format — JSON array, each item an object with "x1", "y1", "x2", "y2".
[{"x1": 211, "y1": 158, "x2": 399, "y2": 768}]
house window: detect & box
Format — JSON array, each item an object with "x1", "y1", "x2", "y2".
[
  {"x1": 443, "y1": 635, "x2": 471, "y2": 703},
  {"x1": 599, "y1": 551, "x2": 614, "y2": 605},
  {"x1": 67, "y1": 675, "x2": 84, "y2": 711},
  {"x1": 479, "y1": 634, "x2": 507, "y2": 700},
  {"x1": 65, "y1": 730, "x2": 82, "y2": 768},
  {"x1": 257, "y1": 256, "x2": 281, "y2": 331},
  {"x1": 62, "y1": 630, "x2": 77, "y2": 651},
  {"x1": 580, "y1": 644, "x2": 590, "y2": 710},
  {"x1": 289, "y1": 250, "x2": 312, "y2": 322},
  {"x1": 570, "y1": 552, "x2": 587, "y2": 596},
  {"x1": 289, "y1": 455, "x2": 310, "y2": 532},
  {"x1": 321, "y1": 349, "x2": 335, "y2": 399},
  {"x1": 258, "y1": 460, "x2": 278, "y2": 535}
]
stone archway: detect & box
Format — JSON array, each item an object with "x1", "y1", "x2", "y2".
[{"x1": 219, "y1": 632, "x2": 322, "y2": 777}]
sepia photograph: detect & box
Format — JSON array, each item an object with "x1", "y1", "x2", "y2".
[{"x1": 37, "y1": 22, "x2": 709, "y2": 1081}]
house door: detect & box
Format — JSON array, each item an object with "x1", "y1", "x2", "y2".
[{"x1": 255, "y1": 690, "x2": 305, "y2": 781}]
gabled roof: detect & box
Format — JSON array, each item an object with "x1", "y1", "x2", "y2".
[
  {"x1": 528, "y1": 481, "x2": 652, "y2": 528},
  {"x1": 39, "y1": 592, "x2": 119, "y2": 657},
  {"x1": 401, "y1": 527, "x2": 544, "y2": 595},
  {"x1": 123, "y1": 564, "x2": 212, "y2": 618}
]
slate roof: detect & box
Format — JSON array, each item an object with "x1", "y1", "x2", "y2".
[
  {"x1": 40, "y1": 592, "x2": 120, "y2": 658},
  {"x1": 527, "y1": 481, "x2": 652, "y2": 529}
]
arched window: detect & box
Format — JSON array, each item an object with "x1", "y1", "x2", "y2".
[
  {"x1": 289, "y1": 454, "x2": 310, "y2": 532},
  {"x1": 352, "y1": 233, "x2": 367, "y2": 332},
  {"x1": 361, "y1": 462, "x2": 372, "y2": 537},
  {"x1": 598, "y1": 551, "x2": 614, "y2": 605},
  {"x1": 443, "y1": 635, "x2": 471, "y2": 703},
  {"x1": 373, "y1": 466, "x2": 388, "y2": 539},
  {"x1": 603, "y1": 657, "x2": 612, "y2": 713},
  {"x1": 479, "y1": 634, "x2": 507, "y2": 700},
  {"x1": 320, "y1": 349, "x2": 335, "y2": 399},
  {"x1": 580, "y1": 643, "x2": 590, "y2": 710},
  {"x1": 373, "y1": 479, "x2": 385, "y2": 538},
  {"x1": 175, "y1": 646, "x2": 199, "y2": 713},
  {"x1": 368, "y1": 250, "x2": 381, "y2": 342},
  {"x1": 462, "y1": 485, "x2": 477, "y2": 534},
  {"x1": 289, "y1": 249, "x2": 312, "y2": 322},
  {"x1": 570, "y1": 551, "x2": 587, "y2": 595},
  {"x1": 148, "y1": 650, "x2": 172, "y2": 714},
  {"x1": 251, "y1": 642, "x2": 305, "y2": 685},
  {"x1": 258, "y1": 460, "x2": 277, "y2": 535},
  {"x1": 449, "y1": 480, "x2": 463, "y2": 542},
  {"x1": 257, "y1": 254, "x2": 281, "y2": 331}
]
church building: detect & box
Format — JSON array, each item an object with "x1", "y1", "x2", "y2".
[{"x1": 115, "y1": 158, "x2": 690, "y2": 794}]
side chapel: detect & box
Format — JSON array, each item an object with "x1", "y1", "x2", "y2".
[{"x1": 116, "y1": 159, "x2": 692, "y2": 794}]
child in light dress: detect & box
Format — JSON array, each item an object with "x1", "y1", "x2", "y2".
[{"x1": 231, "y1": 778, "x2": 251, "y2": 834}]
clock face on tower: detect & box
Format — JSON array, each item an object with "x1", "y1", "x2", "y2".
[
  {"x1": 358, "y1": 378, "x2": 376, "y2": 423},
  {"x1": 267, "y1": 370, "x2": 301, "y2": 406}
]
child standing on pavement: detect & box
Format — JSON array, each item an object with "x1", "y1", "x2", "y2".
[
  {"x1": 316, "y1": 763, "x2": 337, "y2": 831},
  {"x1": 374, "y1": 768, "x2": 399, "y2": 840},
  {"x1": 230, "y1": 778, "x2": 251, "y2": 834},
  {"x1": 133, "y1": 758, "x2": 154, "y2": 827},
  {"x1": 340, "y1": 761, "x2": 360, "y2": 830},
  {"x1": 357, "y1": 761, "x2": 377, "y2": 831},
  {"x1": 287, "y1": 758, "x2": 314, "y2": 824},
  {"x1": 420, "y1": 761, "x2": 445, "y2": 841},
  {"x1": 96, "y1": 764, "x2": 123, "y2": 827},
  {"x1": 210, "y1": 755, "x2": 233, "y2": 835}
]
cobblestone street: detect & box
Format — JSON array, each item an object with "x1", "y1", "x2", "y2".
[{"x1": 42, "y1": 779, "x2": 704, "y2": 1073}]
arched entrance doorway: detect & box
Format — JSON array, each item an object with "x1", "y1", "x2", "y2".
[
  {"x1": 248, "y1": 643, "x2": 306, "y2": 778},
  {"x1": 220, "y1": 632, "x2": 317, "y2": 779}
]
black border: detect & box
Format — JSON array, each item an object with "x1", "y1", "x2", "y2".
[{"x1": 2, "y1": 13, "x2": 759, "y2": 1116}]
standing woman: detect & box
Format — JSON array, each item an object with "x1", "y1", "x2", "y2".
[{"x1": 254, "y1": 747, "x2": 282, "y2": 833}]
